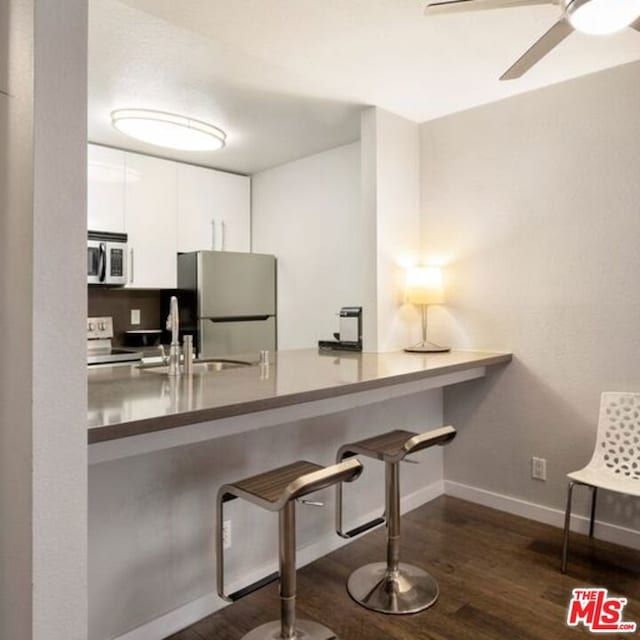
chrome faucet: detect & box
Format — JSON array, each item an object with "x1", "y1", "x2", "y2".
[{"x1": 166, "y1": 296, "x2": 181, "y2": 377}]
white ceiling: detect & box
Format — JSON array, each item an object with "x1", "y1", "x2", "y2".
[{"x1": 89, "y1": 0, "x2": 640, "y2": 174}]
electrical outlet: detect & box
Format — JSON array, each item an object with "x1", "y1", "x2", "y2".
[
  {"x1": 532, "y1": 457, "x2": 547, "y2": 481},
  {"x1": 222, "y1": 520, "x2": 232, "y2": 550},
  {"x1": 130, "y1": 309, "x2": 141, "y2": 325}
]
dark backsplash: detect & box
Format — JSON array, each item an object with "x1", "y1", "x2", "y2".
[{"x1": 88, "y1": 287, "x2": 162, "y2": 347}]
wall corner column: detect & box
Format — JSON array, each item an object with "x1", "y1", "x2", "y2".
[{"x1": 360, "y1": 107, "x2": 422, "y2": 353}]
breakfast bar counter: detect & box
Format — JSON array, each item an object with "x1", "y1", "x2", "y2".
[
  {"x1": 88, "y1": 349, "x2": 511, "y2": 460},
  {"x1": 87, "y1": 348, "x2": 512, "y2": 637}
]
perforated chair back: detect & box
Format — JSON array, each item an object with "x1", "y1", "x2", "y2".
[{"x1": 590, "y1": 392, "x2": 640, "y2": 482}]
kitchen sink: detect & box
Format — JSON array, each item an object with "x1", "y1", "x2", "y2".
[{"x1": 139, "y1": 358, "x2": 253, "y2": 374}]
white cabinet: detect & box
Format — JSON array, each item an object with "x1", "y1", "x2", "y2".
[
  {"x1": 177, "y1": 164, "x2": 250, "y2": 253},
  {"x1": 86, "y1": 144, "x2": 251, "y2": 289},
  {"x1": 88, "y1": 144, "x2": 126, "y2": 232},
  {"x1": 124, "y1": 153, "x2": 177, "y2": 289}
]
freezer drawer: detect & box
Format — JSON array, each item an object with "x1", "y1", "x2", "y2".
[
  {"x1": 197, "y1": 251, "x2": 276, "y2": 318},
  {"x1": 199, "y1": 316, "x2": 276, "y2": 358}
]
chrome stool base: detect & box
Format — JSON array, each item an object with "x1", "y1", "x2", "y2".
[
  {"x1": 241, "y1": 619, "x2": 338, "y2": 640},
  {"x1": 347, "y1": 561, "x2": 439, "y2": 615}
]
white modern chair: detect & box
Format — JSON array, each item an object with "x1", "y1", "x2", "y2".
[{"x1": 561, "y1": 392, "x2": 640, "y2": 573}]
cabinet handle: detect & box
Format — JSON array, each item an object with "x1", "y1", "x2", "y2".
[
  {"x1": 129, "y1": 247, "x2": 134, "y2": 284},
  {"x1": 221, "y1": 220, "x2": 226, "y2": 252},
  {"x1": 211, "y1": 219, "x2": 216, "y2": 251}
]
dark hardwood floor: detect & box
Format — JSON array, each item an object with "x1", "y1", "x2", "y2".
[{"x1": 168, "y1": 496, "x2": 639, "y2": 640}]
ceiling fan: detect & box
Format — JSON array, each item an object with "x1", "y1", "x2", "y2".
[{"x1": 424, "y1": 0, "x2": 640, "y2": 80}]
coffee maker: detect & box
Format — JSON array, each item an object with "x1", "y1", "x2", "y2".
[{"x1": 318, "y1": 306, "x2": 362, "y2": 352}]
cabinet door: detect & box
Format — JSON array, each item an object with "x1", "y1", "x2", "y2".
[
  {"x1": 88, "y1": 144, "x2": 126, "y2": 233},
  {"x1": 214, "y1": 170, "x2": 250, "y2": 252},
  {"x1": 125, "y1": 153, "x2": 177, "y2": 289},
  {"x1": 177, "y1": 164, "x2": 250, "y2": 253}
]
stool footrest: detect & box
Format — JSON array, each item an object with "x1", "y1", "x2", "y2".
[
  {"x1": 339, "y1": 515, "x2": 386, "y2": 539},
  {"x1": 228, "y1": 571, "x2": 279, "y2": 602}
]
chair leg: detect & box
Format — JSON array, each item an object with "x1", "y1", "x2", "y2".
[
  {"x1": 385, "y1": 461, "x2": 401, "y2": 576},
  {"x1": 279, "y1": 501, "x2": 297, "y2": 640},
  {"x1": 241, "y1": 497, "x2": 341, "y2": 640},
  {"x1": 216, "y1": 492, "x2": 228, "y2": 601},
  {"x1": 561, "y1": 481, "x2": 575, "y2": 574},
  {"x1": 589, "y1": 486, "x2": 598, "y2": 538},
  {"x1": 335, "y1": 450, "x2": 385, "y2": 539}
]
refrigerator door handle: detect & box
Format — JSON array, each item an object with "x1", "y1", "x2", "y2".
[{"x1": 207, "y1": 315, "x2": 271, "y2": 323}]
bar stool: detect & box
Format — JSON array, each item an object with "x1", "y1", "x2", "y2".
[
  {"x1": 335, "y1": 426, "x2": 456, "y2": 615},
  {"x1": 217, "y1": 458, "x2": 363, "y2": 640}
]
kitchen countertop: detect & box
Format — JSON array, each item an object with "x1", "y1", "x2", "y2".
[{"x1": 88, "y1": 349, "x2": 512, "y2": 444}]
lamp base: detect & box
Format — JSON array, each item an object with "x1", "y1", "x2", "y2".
[{"x1": 404, "y1": 341, "x2": 450, "y2": 353}]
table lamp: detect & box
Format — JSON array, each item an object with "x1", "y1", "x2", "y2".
[{"x1": 404, "y1": 266, "x2": 450, "y2": 353}]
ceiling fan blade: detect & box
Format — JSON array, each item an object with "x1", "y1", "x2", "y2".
[
  {"x1": 425, "y1": 0, "x2": 553, "y2": 15},
  {"x1": 631, "y1": 17, "x2": 640, "y2": 31},
  {"x1": 500, "y1": 18, "x2": 573, "y2": 80}
]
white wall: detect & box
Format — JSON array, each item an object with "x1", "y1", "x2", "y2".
[
  {"x1": 361, "y1": 108, "x2": 422, "y2": 352},
  {"x1": 421, "y1": 61, "x2": 640, "y2": 531},
  {"x1": 0, "y1": 2, "x2": 34, "y2": 635},
  {"x1": 0, "y1": 1, "x2": 88, "y2": 638},
  {"x1": 32, "y1": 3, "x2": 88, "y2": 636},
  {"x1": 252, "y1": 143, "x2": 366, "y2": 350},
  {"x1": 252, "y1": 111, "x2": 422, "y2": 354},
  {"x1": 89, "y1": 391, "x2": 445, "y2": 639}
]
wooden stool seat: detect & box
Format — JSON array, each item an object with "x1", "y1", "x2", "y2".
[
  {"x1": 344, "y1": 429, "x2": 415, "y2": 459},
  {"x1": 338, "y1": 426, "x2": 457, "y2": 464},
  {"x1": 230, "y1": 461, "x2": 323, "y2": 506}
]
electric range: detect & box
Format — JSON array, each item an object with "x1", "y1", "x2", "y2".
[{"x1": 87, "y1": 316, "x2": 142, "y2": 366}]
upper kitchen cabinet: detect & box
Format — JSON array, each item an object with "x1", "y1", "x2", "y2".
[
  {"x1": 177, "y1": 163, "x2": 250, "y2": 253},
  {"x1": 125, "y1": 153, "x2": 178, "y2": 289},
  {"x1": 87, "y1": 144, "x2": 251, "y2": 289},
  {"x1": 88, "y1": 144, "x2": 126, "y2": 233}
]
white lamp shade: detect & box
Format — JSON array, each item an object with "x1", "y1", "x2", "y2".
[{"x1": 405, "y1": 266, "x2": 444, "y2": 305}]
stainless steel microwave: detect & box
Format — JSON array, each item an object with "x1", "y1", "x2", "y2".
[{"x1": 88, "y1": 231, "x2": 127, "y2": 286}]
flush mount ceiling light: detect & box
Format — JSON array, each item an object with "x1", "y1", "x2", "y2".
[
  {"x1": 424, "y1": 0, "x2": 640, "y2": 80},
  {"x1": 111, "y1": 109, "x2": 226, "y2": 151}
]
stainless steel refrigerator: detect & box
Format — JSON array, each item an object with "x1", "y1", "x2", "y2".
[{"x1": 176, "y1": 251, "x2": 276, "y2": 358}]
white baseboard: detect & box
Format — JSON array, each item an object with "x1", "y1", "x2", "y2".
[
  {"x1": 114, "y1": 480, "x2": 445, "y2": 640},
  {"x1": 444, "y1": 480, "x2": 640, "y2": 551}
]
